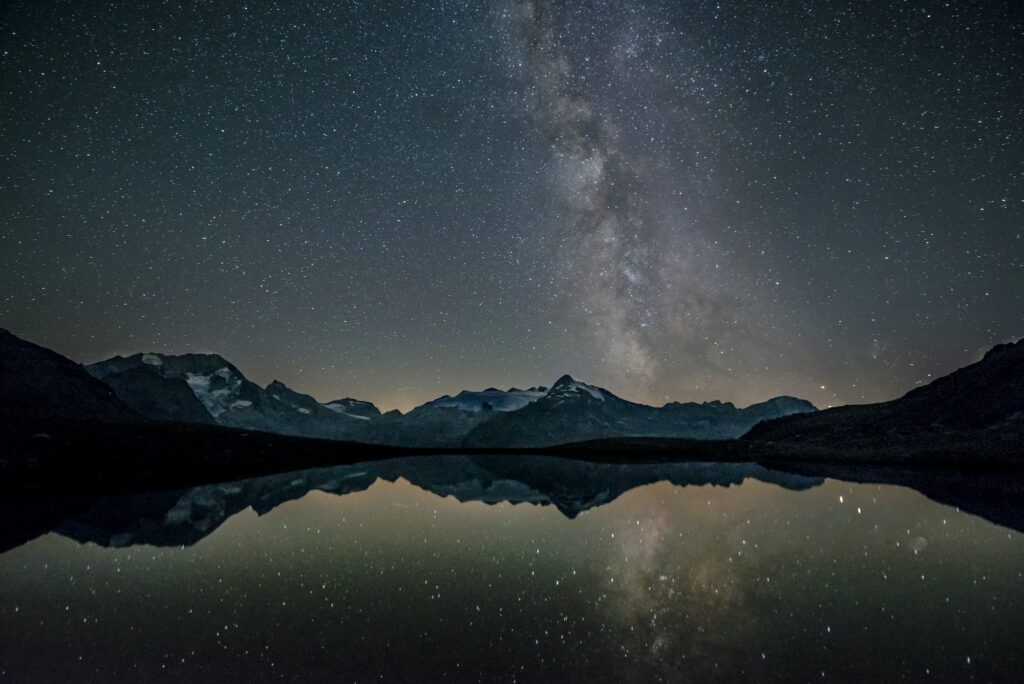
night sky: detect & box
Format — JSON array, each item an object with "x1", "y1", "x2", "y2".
[{"x1": 1, "y1": 0, "x2": 1021, "y2": 412}]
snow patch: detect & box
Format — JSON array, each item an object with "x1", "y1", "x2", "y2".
[
  {"x1": 428, "y1": 389, "x2": 546, "y2": 413},
  {"x1": 141, "y1": 353, "x2": 163, "y2": 366},
  {"x1": 548, "y1": 379, "x2": 606, "y2": 403},
  {"x1": 185, "y1": 367, "x2": 243, "y2": 418},
  {"x1": 569, "y1": 381, "x2": 605, "y2": 400},
  {"x1": 325, "y1": 402, "x2": 374, "y2": 419}
]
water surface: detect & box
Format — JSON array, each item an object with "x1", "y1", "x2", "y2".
[{"x1": 1, "y1": 456, "x2": 1022, "y2": 682}]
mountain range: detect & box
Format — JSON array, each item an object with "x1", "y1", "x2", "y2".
[
  {"x1": 81, "y1": 349, "x2": 816, "y2": 448},
  {"x1": 1, "y1": 328, "x2": 1022, "y2": 467},
  {"x1": 86, "y1": 352, "x2": 374, "y2": 440}
]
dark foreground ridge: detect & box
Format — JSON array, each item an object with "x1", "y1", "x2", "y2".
[{"x1": 744, "y1": 338, "x2": 1024, "y2": 459}]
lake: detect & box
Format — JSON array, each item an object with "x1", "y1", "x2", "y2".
[{"x1": 1, "y1": 456, "x2": 1022, "y2": 682}]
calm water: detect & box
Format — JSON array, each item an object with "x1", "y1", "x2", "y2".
[{"x1": 1, "y1": 456, "x2": 1022, "y2": 682}]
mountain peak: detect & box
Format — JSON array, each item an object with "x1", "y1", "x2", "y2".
[
  {"x1": 89, "y1": 352, "x2": 241, "y2": 382},
  {"x1": 983, "y1": 337, "x2": 1024, "y2": 362},
  {"x1": 544, "y1": 375, "x2": 609, "y2": 403},
  {"x1": 552, "y1": 374, "x2": 577, "y2": 388},
  {"x1": 420, "y1": 387, "x2": 546, "y2": 414},
  {"x1": 136, "y1": 351, "x2": 232, "y2": 366},
  {"x1": 754, "y1": 395, "x2": 816, "y2": 409},
  {"x1": 323, "y1": 397, "x2": 380, "y2": 419}
]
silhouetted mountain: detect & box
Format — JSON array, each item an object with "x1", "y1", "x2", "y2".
[
  {"x1": 463, "y1": 375, "x2": 816, "y2": 448},
  {"x1": 745, "y1": 338, "x2": 1024, "y2": 458},
  {"x1": 0, "y1": 328, "x2": 139, "y2": 428}
]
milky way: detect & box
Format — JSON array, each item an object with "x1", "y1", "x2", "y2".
[
  {"x1": 503, "y1": 0, "x2": 667, "y2": 382},
  {"x1": 500, "y1": 0, "x2": 759, "y2": 396},
  {"x1": 1, "y1": 0, "x2": 1021, "y2": 410}
]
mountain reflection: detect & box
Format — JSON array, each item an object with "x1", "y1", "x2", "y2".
[
  {"x1": 55, "y1": 457, "x2": 823, "y2": 549},
  {"x1": 0, "y1": 455, "x2": 1019, "y2": 552},
  {"x1": 3, "y1": 455, "x2": 1024, "y2": 683}
]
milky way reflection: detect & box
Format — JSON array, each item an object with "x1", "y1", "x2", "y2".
[{"x1": 1, "y1": 461, "x2": 1023, "y2": 682}]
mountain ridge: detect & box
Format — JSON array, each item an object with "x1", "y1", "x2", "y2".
[
  {"x1": 745, "y1": 338, "x2": 1024, "y2": 455},
  {"x1": 74, "y1": 343, "x2": 817, "y2": 448},
  {"x1": 0, "y1": 329, "x2": 141, "y2": 427},
  {"x1": 4, "y1": 328, "x2": 1021, "y2": 460}
]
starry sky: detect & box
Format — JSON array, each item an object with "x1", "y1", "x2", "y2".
[{"x1": 1, "y1": 0, "x2": 1021, "y2": 412}]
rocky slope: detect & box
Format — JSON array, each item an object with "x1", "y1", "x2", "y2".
[
  {"x1": 745, "y1": 339, "x2": 1024, "y2": 457},
  {"x1": 0, "y1": 328, "x2": 139, "y2": 428}
]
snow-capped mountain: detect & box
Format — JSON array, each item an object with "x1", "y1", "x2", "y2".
[
  {"x1": 542, "y1": 375, "x2": 613, "y2": 405},
  {"x1": 324, "y1": 397, "x2": 380, "y2": 420},
  {"x1": 421, "y1": 386, "x2": 548, "y2": 413},
  {"x1": 6, "y1": 328, "x2": 1021, "y2": 468},
  {"x1": 87, "y1": 353, "x2": 377, "y2": 439},
  {"x1": 84, "y1": 350, "x2": 816, "y2": 448},
  {"x1": 352, "y1": 386, "x2": 547, "y2": 447},
  {"x1": 463, "y1": 374, "x2": 817, "y2": 448},
  {"x1": 348, "y1": 373, "x2": 816, "y2": 448}
]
